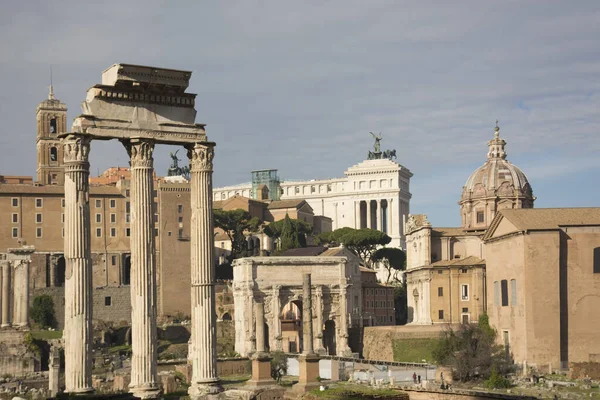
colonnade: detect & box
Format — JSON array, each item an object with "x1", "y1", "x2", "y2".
[
  {"x1": 355, "y1": 198, "x2": 394, "y2": 234},
  {"x1": 0, "y1": 259, "x2": 30, "y2": 328},
  {"x1": 62, "y1": 134, "x2": 219, "y2": 398}
]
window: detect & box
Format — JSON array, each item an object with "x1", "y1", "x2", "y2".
[
  {"x1": 11, "y1": 198, "x2": 18, "y2": 207},
  {"x1": 311, "y1": 186, "x2": 315, "y2": 193},
  {"x1": 110, "y1": 199, "x2": 116, "y2": 208},
  {"x1": 462, "y1": 307, "x2": 469, "y2": 313},
  {"x1": 12, "y1": 227, "x2": 18, "y2": 238},
  {"x1": 126, "y1": 228, "x2": 131, "y2": 237},
  {"x1": 494, "y1": 281, "x2": 500, "y2": 306},
  {"x1": 438, "y1": 270, "x2": 443, "y2": 274},
  {"x1": 61, "y1": 198, "x2": 65, "y2": 207},
  {"x1": 461, "y1": 284, "x2": 469, "y2": 301},
  {"x1": 178, "y1": 216, "x2": 183, "y2": 223},
  {"x1": 95, "y1": 199, "x2": 101, "y2": 208},
  {"x1": 154, "y1": 229, "x2": 159, "y2": 237},
  {"x1": 111, "y1": 255, "x2": 117, "y2": 266},
  {"x1": 594, "y1": 247, "x2": 600, "y2": 273},
  {"x1": 96, "y1": 214, "x2": 102, "y2": 223},
  {"x1": 461, "y1": 268, "x2": 468, "y2": 273},
  {"x1": 110, "y1": 228, "x2": 116, "y2": 237},
  {"x1": 177, "y1": 204, "x2": 183, "y2": 213},
  {"x1": 50, "y1": 118, "x2": 57, "y2": 133},
  {"x1": 62, "y1": 228, "x2": 64, "y2": 238},
  {"x1": 154, "y1": 214, "x2": 158, "y2": 223},
  {"x1": 36, "y1": 198, "x2": 43, "y2": 208},
  {"x1": 295, "y1": 187, "x2": 300, "y2": 194},
  {"x1": 438, "y1": 310, "x2": 444, "y2": 320},
  {"x1": 476, "y1": 211, "x2": 484, "y2": 223},
  {"x1": 438, "y1": 287, "x2": 443, "y2": 297},
  {"x1": 36, "y1": 213, "x2": 42, "y2": 223},
  {"x1": 126, "y1": 189, "x2": 130, "y2": 197},
  {"x1": 126, "y1": 202, "x2": 130, "y2": 213},
  {"x1": 12, "y1": 214, "x2": 18, "y2": 223},
  {"x1": 510, "y1": 279, "x2": 517, "y2": 306},
  {"x1": 105, "y1": 296, "x2": 112, "y2": 306},
  {"x1": 36, "y1": 227, "x2": 42, "y2": 238},
  {"x1": 109, "y1": 213, "x2": 115, "y2": 223},
  {"x1": 96, "y1": 228, "x2": 102, "y2": 237},
  {"x1": 50, "y1": 147, "x2": 58, "y2": 161},
  {"x1": 501, "y1": 279, "x2": 509, "y2": 306}
]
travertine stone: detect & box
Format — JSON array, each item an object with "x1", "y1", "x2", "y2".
[
  {"x1": 62, "y1": 134, "x2": 94, "y2": 394},
  {"x1": 187, "y1": 143, "x2": 222, "y2": 398},
  {"x1": 124, "y1": 139, "x2": 160, "y2": 399},
  {"x1": 1, "y1": 261, "x2": 10, "y2": 327},
  {"x1": 254, "y1": 301, "x2": 266, "y2": 353},
  {"x1": 49, "y1": 345, "x2": 61, "y2": 396},
  {"x1": 314, "y1": 286, "x2": 326, "y2": 355},
  {"x1": 271, "y1": 285, "x2": 282, "y2": 351},
  {"x1": 302, "y1": 273, "x2": 314, "y2": 355},
  {"x1": 14, "y1": 260, "x2": 30, "y2": 327},
  {"x1": 338, "y1": 285, "x2": 352, "y2": 356}
]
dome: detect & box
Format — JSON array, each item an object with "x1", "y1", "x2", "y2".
[{"x1": 459, "y1": 123, "x2": 535, "y2": 231}]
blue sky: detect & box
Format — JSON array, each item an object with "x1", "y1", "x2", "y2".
[{"x1": 0, "y1": 1, "x2": 598, "y2": 227}]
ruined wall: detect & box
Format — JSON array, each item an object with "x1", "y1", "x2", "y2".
[
  {"x1": 0, "y1": 330, "x2": 39, "y2": 376},
  {"x1": 569, "y1": 362, "x2": 600, "y2": 380},
  {"x1": 405, "y1": 389, "x2": 536, "y2": 400},
  {"x1": 363, "y1": 325, "x2": 446, "y2": 361}
]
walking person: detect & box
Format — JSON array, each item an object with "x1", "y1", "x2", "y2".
[
  {"x1": 418, "y1": 375, "x2": 421, "y2": 384},
  {"x1": 412, "y1": 372, "x2": 417, "y2": 384}
]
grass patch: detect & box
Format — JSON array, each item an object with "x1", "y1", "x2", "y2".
[
  {"x1": 30, "y1": 330, "x2": 62, "y2": 340},
  {"x1": 392, "y1": 338, "x2": 439, "y2": 363},
  {"x1": 309, "y1": 384, "x2": 408, "y2": 399}
]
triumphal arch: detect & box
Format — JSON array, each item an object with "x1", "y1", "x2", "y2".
[
  {"x1": 58, "y1": 64, "x2": 219, "y2": 399},
  {"x1": 232, "y1": 252, "x2": 363, "y2": 358}
]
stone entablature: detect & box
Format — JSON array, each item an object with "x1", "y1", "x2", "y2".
[{"x1": 232, "y1": 256, "x2": 361, "y2": 357}]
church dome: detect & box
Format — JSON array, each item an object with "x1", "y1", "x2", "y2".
[{"x1": 459, "y1": 123, "x2": 535, "y2": 231}]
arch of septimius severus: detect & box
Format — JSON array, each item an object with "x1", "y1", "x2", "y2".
[{"x1": 58, "y1": 64, "x2": 220, "y2": 399}]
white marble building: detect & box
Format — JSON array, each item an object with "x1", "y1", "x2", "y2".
[{"x1": 214, "y1": 158, "x2": 413, "y2": 248}]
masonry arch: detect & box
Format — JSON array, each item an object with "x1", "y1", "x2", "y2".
[
  {"x1": 281, "y1": 300, "x2": 302, "y2": 353},
  {"x1": 323, "y1": 320, "x2": 336, "y2": 355}
]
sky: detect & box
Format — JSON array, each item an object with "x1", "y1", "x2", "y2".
[{"x1": 0, "y1": 1, "x2": 599, "y2": 227}]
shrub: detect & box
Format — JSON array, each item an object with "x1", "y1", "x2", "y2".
[
  {"x1": 485, "y1": 366, "x2": 512, "y2": 389},
  {"x1": 30, "y1": 295, "x2": 56, "y2": 329},
  {"x1": 270, "y1": 351, "x2": 288, "y2": 383}
]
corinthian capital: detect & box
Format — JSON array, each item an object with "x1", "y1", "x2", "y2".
[
  {"x1": 187, "y1": 143, "x2": 214, "y2": 172},
  {"x1": 124, "y1": 140, "x2": 154, "y2": 168},
  {"x1": 63, "y1": 135, "x2": 90, "y2": 164}
]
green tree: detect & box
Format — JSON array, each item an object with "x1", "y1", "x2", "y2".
[
  {"x1": 316, "y1": 227, "x2": 391, "y2": 267},
  {"x1": 30, "y1": 295, "x2": 56, "y2": 329},
  {"x1": 213, "y1": 208, "x2": 261, "y2": 261},
  {"x1": 264, "y1": 214, "x2": 312, "y2": 252},
  {"x1": 371, "y1": 247, "x2": 406, "y2": 283},
  {"x1": 432, "y1": 313, "x2": 512, "y2": 382},
  {"x1": 270, "y1": 351, "x2": 288, "y2": 383},
  {"x1": 394, "y1": 282, "x2": 408, "y2": 325}
]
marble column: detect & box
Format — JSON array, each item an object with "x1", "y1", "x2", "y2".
[
  {"x1": 366, "y1": 200, "x2": 372, "y2": 230},
  {"x1": 388, "y1": 198, "x2": 393, "y2": 236},
  {"x1": 338, "y1": 284, "x2": 352, "y2": 355},
  {"x1": 314, "y1": 286, "x2": 326, "y2": 354},
  {"x1": 272, "y1": 285, "x2": 282, "y2": 351},
  {"x1": 302, "y1": 273, "x2": 314, "y2": 355},
  {"x1": 125, "y1": 139, "x2": 159, "y2": 399},
  {"x1": 255, "y1": 301, "x2": 266, "y2": 353},
  {"x1": 0, "y1": 261, "x2": 9, "y2": 327},
  {"x1": 187, "y1": 143, "x2": 222, "y2": 398},
  {"x1": 376, "y1": 200, "x2": 382, "y2": 231},
  {"x1": 62, "y1": 134, "x2": 93, "y2": 394},
  {"x1": 15, "y1": 261, "x2": 29, "y2": 327},
  {"x1": 354, "y1": 201, "x2": 359, "y2": 229}
]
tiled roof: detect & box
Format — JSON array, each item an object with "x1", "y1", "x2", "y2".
[
  {"x1": 484, "y1": 207, "x2": 600, "y2": 240},
  {"x1": 267, "y1": 199, "x2": 308, "y2": 210},
  {"x1": 213, "y1": 195, "x2": 267, "y2": 210},
  {"x1": 432, "y1": 227, "x2": 481, "y2": 237},
  {"x1": 429, "y1": 256, "x2": 485, "y2": 267}
]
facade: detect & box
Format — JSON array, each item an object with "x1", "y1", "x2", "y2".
[
  {"x1": 213, "y1": 157, "x2": 413, "y2": 248},
  {"x1": 405, "y1": 124, "x2": 533, "y2": 325},
  {"x1": 483, "y1": 208, "x2": 600, "y2": 371},
  {"x1": 361, "y1": 267, "x2": 396, "y2": 326},
  {"x1": 232, "y1": 249, "x2": 362, "y2": 357}
]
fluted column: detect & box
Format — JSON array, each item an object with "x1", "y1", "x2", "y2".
[
  {"x1": 1, "y1": 261, "x2": 9, "y2": 327},
  {"x1": 376, "y1": 199, "x2": 382, "y2": 231},
  {"x1": 366, "y1": 200, "x2": 372, "y2": 230},
  {"x1": 125, "y1": 139, "x2": 159, "y2": 399},
  {"x1": 63, "y1": 134, "x2": 93, "y2": 394},
  {"x1": 302, "y1": 273, "x2": 315, "y2": 355},
  {"x1": 388, "y1": 198, "x2": 393, "y2": 236},
  {"x1": 338, "y1": 285, "x2": 352, "y2": 356},
  {"x1": 187, "y1": 143, "x2": 222, "y2": 398}
]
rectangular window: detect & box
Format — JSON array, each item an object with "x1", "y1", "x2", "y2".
[
  {"x1": 110, "y1": 228, "x2": 116, "y2": 237},
  {"x1": 461, "y1": 284, "x2": 469, "y2": 301},
  {"x1": 476, "y1": 211, "x2": 484, "y2": 223},
  {"x1": 61, "y1": 198, "x2": 65, "y2": 207},
  {"x1": 494, "y1": 281, "x2": 500, "y2": 306},
  {"x1": 126, "y1": 228, "x2": 131, "y2": 237},
  {"x1": 96, "y1": 228, "x2": 102, "y2": 237},
  {"x1": 126, "y1": 213, "x2": 130, "y2": 223},
  {"x1": 510, "y1": 279, "x2": 517, "y2": 306},
  {"x1": 61, "y1": 213, "x2": 65, "y2": 223},
  {"x1": 462, "y1": 307, "x2": 469, "y2": 313},
  {"x1": 62, "y1": 228, "x2": 64, "y2": 238},
  {"x1": 95, "y1": 199, "x2": 101, "y2": 208},
  {"x1": 105, "y1": 296, "x2": 112, "y2": 306},
  {"x1": 154, "y1": 214, "x2": 158, "y2": 223},
  {"x1": 36, "y1": 227, "x2": 42, "y2": 238},
  {"x1": 594, "y1": 247, "x2": 600, "y2": 273},
  {"x1": 438, "y1": 310, "x2": 444, "y2": 320},
  {"x1": 36, "y1": 213, "x2": 42, "y2": 223},
  {"x1": 126, "y1": 201, "x2": 130, "y2": 213},
  {"x1": 155, "y1": 228, "x2": 159, "y2": 237},
  {"x1": 438, "y1": 287, "x2": 443, "y2": 297},
  {"x1": 178, "y1": 204, "x2": 183, "y2": 213},
  {"x1": 111, "y1": 255, "x2": 117, "y2": 266},
  {"x1": 126, "y1": 189, "x2": 130, "y2": 197},
  {"x1": 12, "y1": 227, "x2": 18, "y2": 238},
  {"x1": 11, "y1": 198, "x2": 18, "y2": 207},
  {"x1": 110, "y1": 199, "x2": 116, "y2": 208},
  {"x1": 110, "y1": 213, "x2": 116, "y2": 223},
  {"x1": 461, "y1": 268, "x2": 468, "y2": 273},
  {"x1": 96, "y1": 214, "x2": 101, "y2": 223},
  {"x1": 178, "y1": 216, "x2": 183, "y2": 223},
  {"x1": 501, "y1": 279, "x2": 509, "y2": 306},
  {"x1": 12, "y1": 213, "x2": 18, "y2": 223},
  {"x1": 36, "y1": 198, "x2": 43, "y2": 208}
]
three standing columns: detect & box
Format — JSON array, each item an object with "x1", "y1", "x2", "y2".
[
  {"x1": 187, "y1": 143, "x2": 222, "y2": 398},
  {"x1": 63, "y1": 135, "x2": 94, "y2": 394},
  {"x1": 124, "y1": 139, "x2": 160, "y2": 399}
]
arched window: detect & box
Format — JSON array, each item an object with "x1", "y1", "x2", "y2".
[
  {"x1": 50, "y1": 147, "x2": 58, "y2": 162},
  {"x1": 122, "y1": 255, "x2": 131, "y2": 285},
  {"x1": 49, "y1": 118, "x2": 57, "y2": 134}
]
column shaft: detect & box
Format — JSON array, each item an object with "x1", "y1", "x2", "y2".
[
  {"x1": 366, "y1": 201, "x2": 372, "y2": 229},
  {"x1": 126, "y1": 139, "x2": 159, "y2": 399},
  {"x1": 376, "y1": 200, "x2": 382, "y2": 231},
  {"x1": 15, "y1": 261, "x2": 29, "y2": 327},
  {"x1": 338, "y1": 285, "x2": 351, "y2": 355},
  {"x1": 63, "y1": 135, "x2": 93, "y2": 394},
  {"x1": 188, "y1": 143, "x2": 221, "y2": 398},
  {"x1": 302, "y1": 274, "x2": 314, "y2": 355},
  {"x1": 255, "y1": 302, "x2": 266, "y2": 353},
  {"x1": 388, "y1": 199, "x2": 393, "y2": 236},
  {"x1": 272, "y1": 286, "x2": 282, "y2": 351},
  {"x1": 1, "y1": 261, "x2": 9, "y2": 327},
  {"x1": 314, "y1": 286, "x2": 325, "y2": 354}
]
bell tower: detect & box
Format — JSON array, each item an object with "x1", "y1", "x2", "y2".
[{"x1": 36, "y1": 85, "x2": 67, "y2": 185}]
